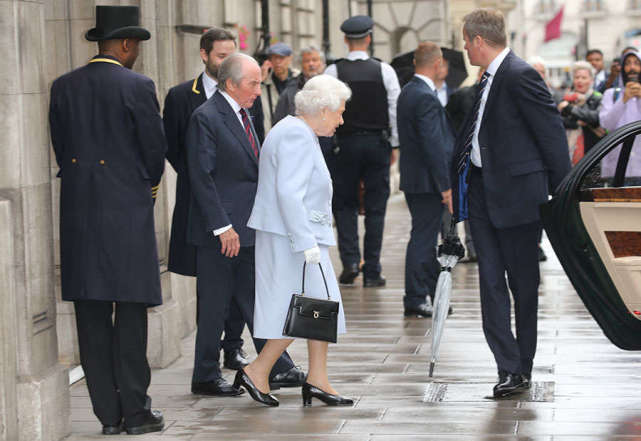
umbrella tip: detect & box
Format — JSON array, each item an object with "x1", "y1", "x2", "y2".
[{"x1": 429, "y1": 362, "x2": 435, "y2": 377}]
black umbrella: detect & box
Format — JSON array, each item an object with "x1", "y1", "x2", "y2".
[{"x1": 391, "y1": 48, "x2": 468, "y2": 89}]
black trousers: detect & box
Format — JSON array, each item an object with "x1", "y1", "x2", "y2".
[
  {"x1": 221, "y1": 300, "x2": 245, "y2": 352},
  {"x1": 74, "y1": 300, "x2": 151, "y2": 427},
  {"x1": 468, "y1": 167, "x2": 540, "y2": 375},
  {"x1": 332, "y1": 133, "x2": 391, "y2": 277},
  {"x1": 404, "y1": 192, "x2": 443, "y2": 308},
  {"x1": 193, "y1": 246, "x2": 295, "y2": 383}
]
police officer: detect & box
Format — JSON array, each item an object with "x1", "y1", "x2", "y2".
[
  {"x1": 49, "y1": 5, "x2": 166, "y2": 435},
  {"x1": 325, "y1": 15, "x2": 401, "y2": 287}
]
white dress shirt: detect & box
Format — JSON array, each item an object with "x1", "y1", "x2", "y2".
[
  {"x1": 212, "y1": 90, "x2": 247, "y2": 236},
  {"x1": 325, "y1": 50, "x2": 401, "y2": 146},
  {"x1": 414, "y1": 73, "x2": 436, "y2": 92},
  {"x1": 202, "y1": 71, "x2": 218, "y2": 99},
  {"x1": 436, "y1": 83, "x2": 448, "y2": 107},
  {"x1": 471, "y1": 47, "x2": 511, "y2": 167}
]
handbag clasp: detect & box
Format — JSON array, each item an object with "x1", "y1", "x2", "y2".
[{"x1": 313, "y1": 311, "x2": 319, "y2": 319}]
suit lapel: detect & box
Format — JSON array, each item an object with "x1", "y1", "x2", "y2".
[
  {"x1": 214, "y1": 92, "x2": 259, "y2": 165},
  {"x1": 480, "y1": 50, "x2": 511, "y2": 130},
  {"x1": 189, "y1": 73, "x2": 207, "y2": 111}
]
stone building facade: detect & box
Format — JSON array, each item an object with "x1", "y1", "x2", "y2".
[
  {"x1": 507, "y1": 0, "x2": 641, "y2": 87},
  {"x1": 1, "y1": 1, "x2": 458, "y2": 439}
]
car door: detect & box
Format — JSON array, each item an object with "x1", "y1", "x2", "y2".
[{"x1": 541, "y1": 121, "x2": 641, "y2": 350}]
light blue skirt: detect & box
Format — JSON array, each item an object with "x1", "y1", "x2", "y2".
[{"x1": 253, "y1": 230, "x2": 346, "y2": 339}]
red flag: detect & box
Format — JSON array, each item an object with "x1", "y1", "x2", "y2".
[{"x1": 544, "y1": 6, "x2": 564, "y2": 42}]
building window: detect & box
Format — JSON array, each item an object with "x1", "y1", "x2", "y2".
[
  {"x1": 535, "y1": 0, "x2": 557, "y2": 15},
  {"x1": 583, "y1": 0, "x2": 604, "y2": 12}
]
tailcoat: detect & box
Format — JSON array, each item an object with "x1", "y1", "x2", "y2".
[{"x1": 49, "y1": 55, "x2": 167, "y2": 305}]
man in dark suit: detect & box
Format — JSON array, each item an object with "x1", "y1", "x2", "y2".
[
  {"x1": 186, "y1": 53, "x2": 304, "y2": 396},
  {"x1": 453, "y1": 9, "x2": 570, "y2": 398},
  {"x1": 163, "y1": 27, "x2": 257, "y2": 374},
  {"x1": 398, "y1": 42, "x2": 454, "y2": 318},
  {"x1": 48, "y1": 6, "x2": 165, "y2": 435}
]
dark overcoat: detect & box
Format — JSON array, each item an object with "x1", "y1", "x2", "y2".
[
  {"x1": 49, "y1": 55, "x2": 167, "y2": 305},
  {"x1": 163, "y1": 74, "x2": 265, "y2": 275},
  {"x1": 163, "y1": 74, "x2": 206, "y2": 275}
]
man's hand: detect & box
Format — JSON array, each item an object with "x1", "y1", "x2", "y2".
[
  {"x1": 390, "y1": 148, "x2": 398, "y2": 165},
  {"x1": 441, "y1": 189, "x2": 453, "y2": 214},
  {"x1": 623, "y1": 81, "x2": 641, "y2": 103},
  {"x1": 261, "y1": 60, "x2": 272, "y2": 82},
  {"x1": 219, "y1": 228, "x2": 240, "y2": 258}
]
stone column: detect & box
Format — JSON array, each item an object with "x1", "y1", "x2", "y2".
[{"x1": 0, "y1": 1, "x2": 70, "y2": 440}]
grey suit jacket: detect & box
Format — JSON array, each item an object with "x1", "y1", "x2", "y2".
[{"x1": 248, "y1": 116, "x2": 335, "y2": 252}]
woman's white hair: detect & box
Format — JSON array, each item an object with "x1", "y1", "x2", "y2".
[
  {"x1": 572, "y1": 60, "x2": 595, "y2": 78},
  {"x1": 295, "y1": 74, "x2": 351, "y2": 116}
]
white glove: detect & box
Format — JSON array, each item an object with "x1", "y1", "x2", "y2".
[{"x1": 304, "y1": 246, "x2": 321, "y2": 264}]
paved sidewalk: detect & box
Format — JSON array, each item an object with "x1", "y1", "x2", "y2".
[{"x1": 68, "y1": 194, "x2": 641, "y2": 440}]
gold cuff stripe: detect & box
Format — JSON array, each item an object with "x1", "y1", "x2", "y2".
[
  {"x1": 191, "y1": 77, "x2": 201, "y2": 94},
  {"x1": 89, "y1": 58, "x2": 124, "y2": 67}
]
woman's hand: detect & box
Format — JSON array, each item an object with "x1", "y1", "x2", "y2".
[
  {"x1": 304, "y1": 246, "x2": 321, "y2": 264},
  {"x1": 558, "y1": 101, "x2": 569, "y2": 111}
]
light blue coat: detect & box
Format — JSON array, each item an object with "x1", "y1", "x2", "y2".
[{"x1": 248, "y1": 115, "x2": 335, "y2": 252}]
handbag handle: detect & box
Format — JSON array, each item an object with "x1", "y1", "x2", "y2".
[{"x1": 301, "y1": 262, "x2": 331, "y2": 300}]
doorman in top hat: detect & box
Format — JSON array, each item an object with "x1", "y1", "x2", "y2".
[
  {"x1": 49, "y1": 5, "x2": 166, "y2": 435},
  {"x1": 325, "y1": 15, "x2": 401, "y2": 287}
]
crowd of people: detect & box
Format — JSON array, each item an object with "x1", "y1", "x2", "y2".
[{"x1": 48, "y1": 4, "x2": 640, "y2": 436}]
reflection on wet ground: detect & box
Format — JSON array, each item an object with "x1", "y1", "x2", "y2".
[{"x1": 68, "y1": 194, "x2": 641, "y2": 440}]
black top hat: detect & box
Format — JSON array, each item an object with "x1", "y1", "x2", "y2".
[{"x1": 86, "y1": 6, "x2": 150, "y2": 42}]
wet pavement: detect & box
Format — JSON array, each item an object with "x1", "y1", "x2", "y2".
[{"x1": 68, "y1": 194, "x2": 641, "y2": 440}]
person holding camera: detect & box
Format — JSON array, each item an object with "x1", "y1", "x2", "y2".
[
  {"x1": 557, "y1": 61, "x2": 605, "y2": 164},
  {"x1": 599, "y1": 48, "x2": 641, "y2": 182}
]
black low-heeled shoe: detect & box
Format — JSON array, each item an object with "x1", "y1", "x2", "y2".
[
  {"x1": 233, "y1": 369, "x2": 279, "y2": 407},
  {"x1": 302, "y1": 382, "x2": 354, "y2": 407}
]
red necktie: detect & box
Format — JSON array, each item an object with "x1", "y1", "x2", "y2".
[{"x1": 239, "y1": 109, "x2": 258, "y2": 157}]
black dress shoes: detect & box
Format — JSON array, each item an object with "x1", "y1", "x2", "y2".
[
  {"x1": 302, "y1": 382, "x2": 354, "y2": 407},
  {"x1": 223, "y1": 348, "x2": 249, "y2": 370},
  {"x1": 269, "y1": 366, "x2": 306, "y2": 389},
  {"x1": 339, "y1": 263, "x2": 359, "y2": 285},
  {"x1": 102, "y1": 423, "x2": 123, "y2": 435},
  {"x1": 124, "y1": 410, "x2": 164, "y2": 435},
  {"x1": 493, "y1": 373, "x2": 526, "y2": 398},
  {"x1": 363, "y1": 275, "x2": 386, "y2": 287},
  {"x1": 234, "y1": 369, "x2": 279, "y2": 407},
  {"x1": 404, "y1": 303, "x2": 433, "y2": 318},
  {"x1": 521, "y1": 373, "x2": 532, "y2": 390},
  {"x1": 191, "y1": 377, "x2": 245, "y2": 396}
]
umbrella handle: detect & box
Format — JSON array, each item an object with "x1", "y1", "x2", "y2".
[{"x1": 448, "y1": 217, "x2": 457, "y2": 237}]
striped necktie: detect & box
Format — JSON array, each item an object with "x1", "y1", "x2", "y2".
[
  {"x1": 456, "y1": 72, "x2": 491, "y2": 174},
  {"x1": 239, "y1": 109, "x2": 259, "y2": 157}
]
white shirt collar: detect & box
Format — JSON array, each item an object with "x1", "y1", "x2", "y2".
[
  {"x1": 202, "y1": 71, "x2": 218, "y2": 99},
  {"x1": 486, "y1": 47, "x2": 510, "y2": 77},
  {"x1": 346, "y1": 50, "x2": 369, "y2": 61},
  {"x1": 219, "y1": 90, "x2": 242, "y2": 114},
  {"x1": 414, "y1": 74, "x2": 436, "y2": 92}
]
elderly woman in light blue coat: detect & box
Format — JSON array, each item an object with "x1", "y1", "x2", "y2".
[{"x1": 234, "y1": 75, "x2": 352, "y2": 408}]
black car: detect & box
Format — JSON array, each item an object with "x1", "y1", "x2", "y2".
[{"x1": 541, "y1": 121, "x2": 641, "y2": 350}]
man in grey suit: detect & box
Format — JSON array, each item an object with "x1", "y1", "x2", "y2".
[
  {"x1": 397, "y1": 42, "x2": 455, "y2": 318},
  {"x1": 186, "y1": 53, "x2": 304, "y2": 396}
]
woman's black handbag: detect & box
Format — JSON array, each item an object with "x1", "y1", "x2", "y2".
[{"x1": 282, "y1": 262, "x2": 339, "y2": 343}]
